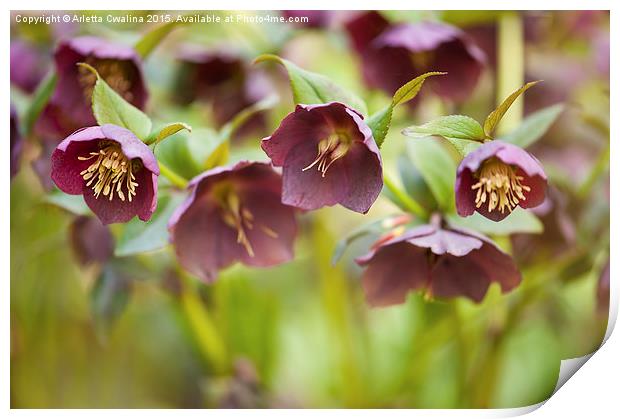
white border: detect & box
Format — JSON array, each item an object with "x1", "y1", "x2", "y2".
[{"x1": 4, "y1": 1, "x2": 617, "y2": 417}]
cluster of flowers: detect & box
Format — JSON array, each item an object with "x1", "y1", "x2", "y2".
[{"x1": 16, "y1": 13, "x2": 549, "y2": 307}]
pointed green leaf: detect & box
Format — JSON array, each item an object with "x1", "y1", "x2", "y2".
[
  {"x1": 368, "y1": 72, "x2": 445, "y2": 147},
  {"x1": 43, "y1": 190, "x2": 90, "y2": 216},
  {"x1": 254, "y1": 54, "x2": 367, "y2": 115},
  {"x1": 135, "y1": 21, "x2": 184, "y2": 59},
  {"x1": 406, "y1": 138, "x2": 456, "y2": 212},
  {"x1": 148, "y1": 122, "x2": 192, "y2": 146},
  {"x1": 503, "y1": 103, "x2": 564, "y2": 148},
  {"x1": 483, "y1": 80, "x2": 542, "y2": 138},
  {"x1": 392, "y1": 71, "x2": 446, "y2": 107},
  {"x1": 115, "y1": 193, "x2": 185, "y2": 257},
  {"x1": 402, "y1": 114, "x2": 485, "y2": 155},
  {"x1": 79, "y1": 62, "x2": 152, "y2": 140}
]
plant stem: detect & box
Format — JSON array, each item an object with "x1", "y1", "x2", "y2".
[
  {"x1": 383, "y1": 173, "x2": 429, "y2": 219},
  {"x1": 496, "y1": 11, "x2": 525, "y2": 136},
  {"x1": 159, "y1": 161, "x2": 189, "y2": 189}
]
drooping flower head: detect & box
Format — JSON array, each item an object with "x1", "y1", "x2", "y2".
[
  {"x1": 345, "y1": 12, "x2": 486, "y2": 102},
  {"x1": 261, "y1": 102, "x2": 382, "y2": 214},
  {"x1": 172, "y1": 47, "x2": 269, "y2": 133},
  {"x1": 455, "y1": 141, "x2": 547, "y2": 222},
  {"x1": 42, "y1": 36, "x2": 147, "y2": 137},
  {"x1": 168, "y1": 161, "x2": 297, "y2": 282},
  {"x1": 356, "y1": 220, "x2": 521, "y2": 306},
  {"x1": 51, "y1": 124, "x2": 159, "y2": 225},
  {"x1": 69, "y1": 215, "x2": 114, "y2": 266},
  {"x1": 10, "y1": 40, "x2": 49, "y2": 93}
]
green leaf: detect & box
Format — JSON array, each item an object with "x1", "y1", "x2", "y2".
[
  {"x1": 148, "y1": 122, "x2": 192, "y2": 146},
  {"x1": 406, "y1": 138, "x2": 456, "y2": 212},
  {"x1": 22, "y1": 71, "x2": 57, "y2": 136},
  {"x1": 368, "y1": 72, "x2": 445, "y2": 147},
  {"x1": 397, "y1": 154, "x2": 437, "y2": 211},
  {"x1": 79, "y1": 63, "x2": 152, "y2": 140},
  {"x1": 402, "y1": 115, "x2": 485, "y2": 155},
  {"x1": 503, "y1": 104, "x2": 564, "y2": 148},
  {"x1": 446, "y1": 207, "x2": 543, "y2": 236},
  {"x1": 43, "y1": 190, "x2": 90, "y2": 216},
  {"x1": 135, "y1": 21, "x2": 184, "y2": 59},
  {"x1": 115, "y1": 193, "x2": 185, "y2": 257},
  {"x1": 392, "y1": 71, "x2": 446, "y2": 107},
  {"x1": 483, "y1": 80, "x2": 542, "y2": 138},
  {"x1": 254, "y1": 54, "x2": 367, "y2": 115}
]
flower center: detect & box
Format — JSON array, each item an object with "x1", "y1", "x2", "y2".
[
  {"x1": 302, "y1": 133, "x2": 350, "y2": 178},
  {"x1": 214, "y1": 185, "x2": 278, "y2": 258},
  {"x1": 471, "y1": 158, "x2": 531, "y2": 214},
  {"x1": 78, "y1": 142, "x2": 139, "y2": 202},
  {"x1": 78, "y1": 57, "x2": 134, "y2": 103}
]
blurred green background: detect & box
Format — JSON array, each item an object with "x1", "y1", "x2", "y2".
[{"x1": 10, "y1": 10, "x2": 609, "y2": 408}]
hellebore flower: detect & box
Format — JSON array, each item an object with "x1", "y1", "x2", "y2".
[
  {"x1": 43, "y1": 36, "x2": 147, "y2": 137},
  {"x1": 168, "y1": 161, "x2": 297, "y2": 282},
  {"x1": 172, "y1": 47, "x2": 269, "y2": 133},
  {"x1": 261, "y1": 102, "x2": 382, "y2": 213},
  {"x1": 10, "y1": 40, "x2": 49, "y2": 93},
  {"x1": 11, "y1": 105, "x2": 23, "y2": 179},
  {"x1": 356, "y1": 222, "x2": 521, "y2": 306},
  {"x1": 69, "y1": 215, "x2": 114, "y2": 266},
  {"x1": 455, "y1": 141, "x2": 547, "y2": 222},
  {"x1": 50, "y1": 124, "x2": 159, "y2": 225},
  {"x1": 345, "y1": 12, "x2": 486, "y2": 102}
]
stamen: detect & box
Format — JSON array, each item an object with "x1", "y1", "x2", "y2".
[
  {"x1": 302, "y1": 134, "x2": 350, "y2": 178},
  {"x1": 216, "y1": 187, "x2": 280, "y2": 258},
  {"x1": 79, "y1": 143, "x2": 139, "y2": 202},
  {"x1": 471, "y1": 158, "x2": 530, "y2": 215},
  {"x1": 78, "y1": 57, "x2": 134, "y2": 103}
]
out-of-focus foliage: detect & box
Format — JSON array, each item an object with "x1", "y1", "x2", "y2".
[{"x1": 10, "y1": 10, "x2": 609, "y2": 408}]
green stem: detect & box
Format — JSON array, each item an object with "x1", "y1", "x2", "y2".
[
  {"x1": 158, "y1": 161, "x2": 189, "y2": 189},
  {"x1": 177, "y1": 270, "x2": 229, "y2": 374},
  {"x1": 496, "y1": 11, "x2": 524, "y2": 136},
  {"x1": 383, "y1": 173, "x2": 428, "y2": 219}
]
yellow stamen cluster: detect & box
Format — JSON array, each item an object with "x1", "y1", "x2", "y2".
[
  {"x1": 217, "y1": 188, "x2": 278, "y2": 258},
  {"x1": 471, "y1": 158, "x2": 531, "y2": 214},
  {"x1": 302, "y1": 133, "x2": 350, "y2": 178},
  {"x1": 78, "y1": 143, "x2": 138, "y2": 202},
  {"x1": 78, "y1": 57, "x2": 134, "y2": 102}
]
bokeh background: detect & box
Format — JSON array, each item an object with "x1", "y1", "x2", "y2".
[{"x1": 10, "y1": 10, "x2": 609, "y2": 408}]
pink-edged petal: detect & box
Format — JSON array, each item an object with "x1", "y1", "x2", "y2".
[
  {"x1": 406, "y1": 228, "x2": 483, "y2": 257},
  {"x1": 455, "y1": 167, "x2": 476, "y2": 217}
]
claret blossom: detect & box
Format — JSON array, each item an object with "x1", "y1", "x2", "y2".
[
  {"x1": 41, "y1": 36, "x2": 147, "y2": 137},
  {"x1": 168, "y1": 161, "x2": 297, "y2": 282},
  {"x1": 51, "y1": 124, "x2": 159, "y2": 225},
  {"x1": 345, "y1": 11, "x2": 486, "y2": 102},
  {"x1": 356, "y1": 217, "x2": 521, "y2": 306},
  {"x1": 261, "y1": 102, "x2": 383, "y2": 214},
  {"x1": 455, "y1": 141, "x2": 547, "y2": 222}
]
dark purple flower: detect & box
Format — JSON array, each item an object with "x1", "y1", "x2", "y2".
[
  {"x1": 50, "y1": 124, "x2": 159, "y2": 225},
  {"x1": 10, "y1": 40, "x2": 49, "y2": 93},
  {"x1": 282, "y1": 10, "x2": 331, "y2": 28},
  {"x1": 356, "y1": 222, "x2": 521, "y2": 306},
  {"x1": 168, "y1": 161, "x2": 297, "y2": 282},
  {"x1": 173, "y1": 47, "x2": 269, "y2": 134},
  {"x1": 261, "y1": 102, "x2": 382, "y2": 214},
  {"x1": 455, "y1": 141, "x2": 547, "y2": 222},
  {"x1": 69, "y1": 215, "x2": 114, "y2": 266},
  {"x1": 43, "y1": 36, "x2": 147, "y2": 137},
  {"x1": 11, "y1": 105, "x2": 23, "y2": 179},
  {"x1": 345, "y1": 12, "x2": 486, "y2": 102}
]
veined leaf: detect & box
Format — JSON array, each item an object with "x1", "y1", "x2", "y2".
[
  {"x1": 484, "y1": 80, "x2": 542, "y2": 138},
  {"x1": 403, "y1": 114, "x2": 485, "y2": 156},
  {"x1": 503, "y1": 104, "x2": 564, "y2": 148}
]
